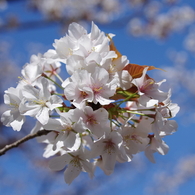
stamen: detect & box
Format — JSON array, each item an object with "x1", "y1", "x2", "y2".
[
  {"x1": 80, "y1": 91, "x2": 88, "y2": 98},
  {"x1": 86, "y1": 115, "x2": 98, "y2": 125}
]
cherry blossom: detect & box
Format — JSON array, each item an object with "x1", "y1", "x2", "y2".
[
  {"x1": 63, "y1": 67, "x2": 117, "y2": 107},
  {"x1": 1, "y1": 21, "x2": 179, "y2": 184},
  {"x1": 120, "y1": 120, "x2": 151, "y2": 156},
  {"x1": 19, "y1": 77, "x2": 63, "y2": 125},
  {"x1": 145, "y1": 135, "x2": 169, "y2": 163},
  {"x1": 1, "y1": 85, "x2": 25, "y2": 131},
  {"x1": 75, "y1": 106, "x2": 109, "y2": 138},
  {"x1": 132, "y1": 67, "x2": 168, "y2": 107},
  {"x1": 43, "y1": 108, "x2": 85, "y2": 151},
  {"x1": 91, "y1": 131, "x2": 129, "y2": 175},
  {"x1": 49, "y1": 147, "x2": 93, "y2": 184}
]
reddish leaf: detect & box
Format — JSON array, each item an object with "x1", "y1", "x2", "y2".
[
  {"x1": 108, "y1": 35, "x2": 122, "y2": 59},
  {"x1": 123, "y1": 63, "x2": 165, "y2": 79}
]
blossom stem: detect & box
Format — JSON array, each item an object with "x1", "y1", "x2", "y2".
[
  {"x1": 42, "y1": 74, "x2": 64, "y2": 90},
  {"x1": 111, "y1": 119, "x2": 121, "y2": 127},
  {"x1": 54, "y1": 73, "x2": 64, "y2": 83},
  {"x1": 0, "y1": 130, "x2": 51, "y2": 156},
  {"x1": 52, "y1": 93, "x2": 64, "y2": 96},
  {"x1": 135, "y1": 108, "x2": 156, "y2": 112},
  {"x1": 125, "y1": 110, "x2": 152, "y2": 117},
  {"x1": 116, "y1": 93, "x2": 138, "y2": 108}
]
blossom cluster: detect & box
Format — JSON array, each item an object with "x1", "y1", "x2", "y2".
[
  {"x1": 30, "y1": 0, "x2": 120, "y2": 23},
  {"x1": 1, "y1": 22, "x2": 179, "y2": 184},
  {"x1": 29, "y1": 0, "x2": 195, "y2": 40},
  {"x1": 128, "y1": 4, "x2": 195, "y2": 39}
]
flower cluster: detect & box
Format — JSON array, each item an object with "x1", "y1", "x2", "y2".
[
  {"x1": 1, "y1": 22, "x2": 179, "y2": 184},
  {"x1": 30, "y1": 0, "x2": 120, "y2": 23},
  {"x1": 128, "y1": 4, "x2": 195, "y2": 39}
]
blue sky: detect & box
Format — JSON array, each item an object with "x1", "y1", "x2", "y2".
[{"x1": 1, "y1": 1, "x2": 195, "y2": 195}]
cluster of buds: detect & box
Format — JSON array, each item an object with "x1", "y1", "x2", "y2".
[{"x1": 1, "y1": 22, "x2": 179, "y2": 184}]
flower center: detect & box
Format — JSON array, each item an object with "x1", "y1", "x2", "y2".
[
  {"x1": 93, "y1": 86, "x2": 102, "y2": 94},
  {"x1": 103, "y1": 139, "x2": 115, "y2": 154},
  {"x1": 70, "y1": 155, "x2": 81, "y2": 168},
  {"x1": 140, "y1": 79, "x2": 154, "y2": 93},
  {"x1": 80, "y1": 91, "x2": 88, "y2": 98},
  {"x1": 86, "y1": 115, "x2": 98, "y2": 125}
]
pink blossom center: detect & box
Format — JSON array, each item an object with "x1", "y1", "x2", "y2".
[
  {"x1": 93, "y1": 86, "x2": 103, "y2": 94},
  {"x1": 131, "y1": 135, "x2": 142, "y2": 144},
  {"x1": 86, "y1": 115, "x2": 98, "y2": 125},
  {"x1": 80, "y1": 91, "x2": 88, "y2": 98},
  {"x1": 140, "y1": 79, "x2": 154, "y2": 93},
  {"x1": 103, "y1": 139, "x2": 115, "y2": 154},
  {"x1": 44, "y1": 64, "x2": 59, "y2": 77}
]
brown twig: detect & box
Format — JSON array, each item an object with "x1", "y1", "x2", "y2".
[{"x1": 0, "y1": 130, "x2": 51, "y2": 156}]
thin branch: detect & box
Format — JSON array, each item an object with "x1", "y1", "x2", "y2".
[
  {"x1": 0, "y1": 19, "x2": 60, "y2": 33},
  {"x1": 0, "y1": 130, "x2": 51, "y2": 156},
  {"x1": 0, "y1": 12, "x2": 141, "y2": 33}
]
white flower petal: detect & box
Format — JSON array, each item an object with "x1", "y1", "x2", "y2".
[
  {"x1": 64, "y1": 163, "x2": 81, "y2": 184},
  {"x1": 49, "y1": 155, "x2": 70, "y2": 171}
]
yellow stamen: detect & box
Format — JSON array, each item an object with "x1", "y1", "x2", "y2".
[{"x1": 94, "y1": 86, "x2": 102, "y2": 92}]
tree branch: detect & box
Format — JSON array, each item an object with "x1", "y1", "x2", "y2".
[
  {"x1": 0, "y1": 130, "x2": 51, "y2": 156},
  {"x1": 0, "y1": 12, "x2": 140, "y2": 33}
]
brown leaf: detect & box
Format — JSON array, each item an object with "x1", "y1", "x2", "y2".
[
  {"x1": 108, "y1": 35, "x2": 122, "y2": 59},
  {"x1": 123, "y1": 63, "x2": 165, "y2": 79}
]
